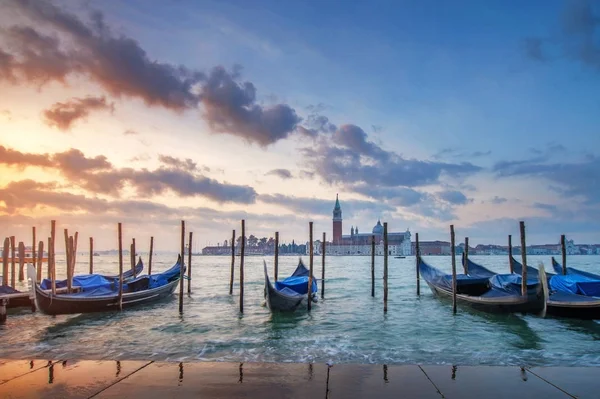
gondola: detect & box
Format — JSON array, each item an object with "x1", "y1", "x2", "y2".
[
  {"x1": 0, "y1": 285, "x2": 34, "y2": 310},
  {"x1": 38, "y1": 257, "x2": 144, "y2": 290},
  {"x1": 551, "y1": 257, "x2": 600, "y2": 279},
  {"x1": 28, "y1": 256, "x2": 184, "y2": 315},
  {"x1": 418, "y1": 256, "x2": 546, "y2": 314},
  {"x1": 263, "y1": 259, "x2": 317, "y2": 312},
  {"x1": 469, "y1": 257, "x2": 600, "y2": 319}
]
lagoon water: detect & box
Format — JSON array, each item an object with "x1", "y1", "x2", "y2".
[{"x1": 1, "y1": 254, "x2": 600, "y2": 366}]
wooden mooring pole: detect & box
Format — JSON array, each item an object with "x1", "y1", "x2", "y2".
[
  {"x1": 240, "y1": 220, "x2": 245, "y2": 313},
  {"x1": 32, "y1": 227, "x2": 36, "y2": 275},
  {"x1": 321, "y1": 232, "x2": 326, "y2": 299},
  {"x1": 383, "y1": 222, "x2": 388, "y2": 313},
  {"x1": 132, "y1": 238, "x2": 137, "y2": 277},
  {"x1": 308, "y1": 221, "x2": 314, "y2": 312},
  {"x1": 179, "y1": 220, "x2": 185, "y2": 313},
  {"x1": 89, "y1": 237, "x2": 94, "y2": 274},
  {"x1": 2, "y1": 237, "x2": 8, "y2": 286},
  {"x1": 117, "y1": 223, "x2": 123, "y2": 310},
  {"x1": 18, "y1": 241, "x2": 25, "y2": 282},
  {"x1": 561, "y1": 234, "x2": 567, "y2": 275},
  {"x1": 451, "y1": 225, "x2": 457, "y2": 314},
  {"x1": 274, "y1": 231, "x2": 279, "y2": 281},
  {"x1": 520, "y1": 221, "x2": 527, "y2": 296},
  {"x1": 64, "y1": 229, "x2": 72, "y2": 293},
  {"x1": 229, "y1": 230, "x2": 235, "y2": 295},
  {"x1": 187, "y1": 231, "x2": 193, "y2": 294},
  {"x1": 148, "y1": 236, "x2": 154, "y2": 276},
  {"x1": 416, "y1": 232, "x2": 420, "y2": 296},
  {"x1": 10, "y1": 236, "x2": 15, "y2": 288},
  {"x1": 508, "y1": 235, "x2": 513, "y2": 273},
  {"x1": 50, "y1": 220, "x2": 56, "y2": 295},
  {"x1": 371, "y1": 235, "x2": 375, "y2": 297},
  {"x1": 463, "y1": 237, "x2": 469, "y2": 274},
  {"x1": 37, "y1": 240, "x2": 43, "y2": 283}
]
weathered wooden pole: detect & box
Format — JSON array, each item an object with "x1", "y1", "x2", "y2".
[
  {"x1": 383, "y1": 222, "x2": 388, "y2": 313},
  {"x1": 89, "y1": 237, "x2": 94, "y2": 274},
  {"x1": 520, "y1": 221, "x2": 528, "y2": 297},
  {"x1": 508, "y1": 235, "x2": 514, "y2": 273},
  {"x1": 274, "y1": 232, "x2": 279, "y2": 281},
  {"x1": 32, "y1": 226, "x2": 36, "y2": 274},
  {"x1": 308, "y1": 221, "x2": 314, "y2": 312},
  {"x1": 117, "y1": 223, "x2": 123, "y2": 310},
  {"x1": 10, "y1": 236, "x2": 15, "y2": 288},
  {"x1": 187, "y1": 231, "x2": 193, "y2": 294},
  {"x1": 68, "y1": 235, "x2": 75, "y2": 292},
  {"x1": 2, "y1": 238, "x2": 9, "y2": 286},
  {"x1": 18, "y1": 241, "x2": 25, "y2": 282},
  {"x1": 0, "y1": 298, "x2": 7, "y2": 324},
  {"x1": 47, "y1": 237, "x2": 51, "y2": 280},
  {"x1": 321, "y1": 232, "x2": 326, "y2": 299},
  {"x1": 451, "y1": 225, "x2": 457, "y2": 314},
  {"x1": 148, "y1": 236, "x2": 154, "y2": 276},
  {"x1": 371, "y1": 235, "x2": 375, "y2": 297},
  {"x1": 463, "y1": 237, "x2": 469, "y2": 274},
  {"x1": 37, "y1": 241, "x2": 44, "y2": 282},
  {"x1": 229, "y1": 230, "x2": 235, "y2": 295},
  {"x1": 64, "y1": 229, "x2": 71, "y2": 293},
  {"x1": 73, "y1": 232, "x2": 78, "y2": 277},
  {"x1": 50, "y1": 220, "x2": 56, "y2": 295},
  {"x1": 240, "y1": 220, "x2": 245, "y2": 313},
  {"x1": 561, "y1": 234, "x2": 567, "y2": 275},
  {"x1": 416, "y1": 232, "x2": 420, "y2": 296},
  {"x1": 179, "y1": 220, "x2": 185, "y2": 313}
]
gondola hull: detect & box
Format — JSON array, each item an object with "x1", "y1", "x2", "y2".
[
  {"x1": 263, "y1": 261, "x2": 316, "y2": 312},
  {"x1": 424, "y1": 280, "x2": 546, "y2": 314},
  {"x1": 33, "y1": 278, "x2": 179, "y2": 315}
]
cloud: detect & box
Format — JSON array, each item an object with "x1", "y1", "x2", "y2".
[
  {"x1": 43, "y1": 96, "x2": 114, "y2": 130},
  {"x1": 0, "y1": 145, "x2": 257, "y2": 204},
  {"x1": 433, "y1": 147, "x2": 491, "y2": 160},
  {"x1": 200, "y1": 66, "x2": 301, "y2": 145},
  {"x1": 351, "y1": 184, "x2": 424, "y2": 207},
  {"x1": 490, "y1": 196, "x2": 508, "y2": 204},
  {"x1": 259, "y1": 193, "x2": 393, "y2": 217},
  {"x1": 158, "y1": 154, "x2": 200, "y2": 172},
  {"x1": 437, "y1": 190, "x2": 470, "y2": 205},
  {"x1": 123, "y1": 129, "x2": 138, "y2": 136},
  {"x1": 525, "y1": 0, "x2": 600, "y2": 70},
  {"x1": 266, "y1": 169, "x2": 293, "y2": 179},
  {"x1": 533, "y1": 202, "x2": 560, "y2": 214},
  {"x1": 1, "y1": 0, "x2": 306, "y2": 145}
]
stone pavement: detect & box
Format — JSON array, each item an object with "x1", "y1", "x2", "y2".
[{"x1": 0, "y1": 359, "x2": 598, "y2": 398}]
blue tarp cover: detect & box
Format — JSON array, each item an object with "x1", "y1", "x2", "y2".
[
  {"x1": 489, "y1": 274, "x2": 539, "y2": 295},
  {"x1": 40, "y1": 274, "x2": 116, "y2": 290},
  {"x1": 275, "y1": 276, "x2": 317, "y2": 295},
  {"x1": 550, "y1": 274, "x2": 600, "y2": 297}
]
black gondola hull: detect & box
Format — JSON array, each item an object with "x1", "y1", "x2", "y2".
[{"x1": 546, "y1": 301, "x2": 600, "y2": 320}]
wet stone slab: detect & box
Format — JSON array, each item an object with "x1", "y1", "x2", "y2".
[
  {"x1": 327, "y1": 364, "x2": 443, "y2": 398},
  {"x1": 0, "y1": 360, "x2": 53, "y2": 385},
  {"x1": 421, "y1": 365, "x2": 575, "y2": 399},
  {"x1": 0, "y1": 360, "x2": 151, "y2": 399},
  {"x1": 96, "y1": 361, "x2": 328, "y2": 399},
  {"x1": 527, "y1": 367, "x2": 600, "y2": 399}
]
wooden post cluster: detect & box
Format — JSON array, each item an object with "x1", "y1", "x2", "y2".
[
  {"x1": 561, "y1": 234, "x2": 567, "y2": 275},
  {"x1": 149, "y1": 237, "x2": 154, "y2": 276},
  {"x1": 36, "y1": 240, "x2": 43, "y2": 282},
  {"x1": 18, "y1": 241, "x2": 25, "y2": 281},
  {"x1": 383, "y1": 222, "x2": 388, "y2": 313},
  {"x1": 32, "y1": 227, "x2": 36, "y2": 276},
  {"x1": 240, "y1": 220, "x2": 245, "y2": 313},
  {"x1": 508, "y1": 235, "x2": 513, "y2": 273},
  {"x1": 187, "y1": 231, "x2": 193, "y2": 294},
  {"x1": 308, "y1": 222, "x2": 314, "y2": 312},
  {"x1": 463, "y1": 237, "x2": 469, "y2": 274},
  {"x1": 321, "y1": 232, "x2": 326, "y2": 299},
  {"x1": 10, "y1": 236, "x2": 15, "y2": 288},
  {"x1": 50, "y1": 221, "x2": 56, "y2": 295},
  {"x1": 520, "y1": 221, "x2": 528, "y2": 297},
  {"x1": 415, "y1": 232, "x2": 420, "y2": 296},
  {"x1": 274, "y1": 232, "x2": 279, "y2": 281},
  {"x1": 117, "y1": 223, "x2": 123, "y2": 310},
  {"x1": 229, "y1": 230, "x2": 235, "y2": 295},
  {"x1": 63, "y1": 230, "x2": 79, "y2": 293},
  {"x1": 450, "y1": 225, "x2": 457, "y2": 314},
  {"x1": 371, "y1": 235, "x2": 375, "y2": 297},
  {"x1": 2, "y1": 237, "x2": 8, "y2": 286},
  {"x1": 179, "y1": 220, "x2": 185, "y2": 313}
]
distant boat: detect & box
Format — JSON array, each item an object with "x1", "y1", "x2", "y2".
[
  {"x1": 395, "y1": 256, "x2": 406, "y2": 259},
  {"x1": 263, "y1": 259, "x2": 317, "y2": 312},
  {"x1": 93, "y1": 253, "x2": 100, "y2": 256}
]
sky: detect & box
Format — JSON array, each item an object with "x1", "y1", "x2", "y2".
[{"x1": 1, "y1": 0, "x2": 600, "y2": 251}]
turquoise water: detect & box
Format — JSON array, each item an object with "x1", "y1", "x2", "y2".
[{"x1": 1, "y1": 254, "x2": 600, "y2": 366}]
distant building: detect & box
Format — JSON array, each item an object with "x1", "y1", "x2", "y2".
[
  {"x1": 412, "y1": 241, "x2": 451, "y2": 256},
  {"x1": 313, "y1": 195, "x2": 412, "y2": 256}
]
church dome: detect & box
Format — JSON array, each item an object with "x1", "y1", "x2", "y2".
[{"x1": 372, "y1": 220, "x2": 384, "y2": 235}]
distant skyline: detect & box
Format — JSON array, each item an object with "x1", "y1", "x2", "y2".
[{"x1": 1, "y1": 0, "x2": 600, "y2": 251}]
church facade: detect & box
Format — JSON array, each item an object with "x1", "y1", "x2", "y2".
[{"x1": 314, "y1": 195, "x2": 412, "y2": 256}]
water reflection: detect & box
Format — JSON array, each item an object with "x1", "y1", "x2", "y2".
[
  {"x1": 383, "y1": 364, "x2": 388, "y2": 383},
  {"x1": 308, "y1": 363, "x2": 313, "y2": 380},
  {"x1": 238, "y1": 362, "x2": 243, "y2": 384},
  {"x1": 451, "y1": 365, "x2": 457, "y2": 380},
  {"x1": 116, "y1": 360, "x2": 121, "y2": 378},
  {"x1": 48, "y1": 363, "x2": 54, "y2": 384},
  {"x1": 520, "y1": 367, "x2": 528, "y2": 381},
  {"x1": 559, "y1": 318, "x2": 600, "y2": 341},
  {"x1": 178, "y1": 362, "x2": 183, "y2": 385},
  {"x1": 325, "y1": 365, "x2": 331, "y2": 399},
  {"x1": 29, "y1": 360, "x2": 33, "y2": 369}
]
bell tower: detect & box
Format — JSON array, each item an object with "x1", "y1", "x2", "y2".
[{"x1": 333, "y1": 194, "x2": 342, "y2": 244}]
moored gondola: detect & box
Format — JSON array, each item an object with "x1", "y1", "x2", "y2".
[
  {"x1": 263, "y1": 259, "x2": 317, "y2": 312},
  {"x1": 419, "y1": 256, "x2": 546, "y2": 314},
  {"x1": 470, "y1": 257, "x2": 600, "y2": 320},
  {"x1": 28, "y1": 256, "x2": 184, "y2": 316}
]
